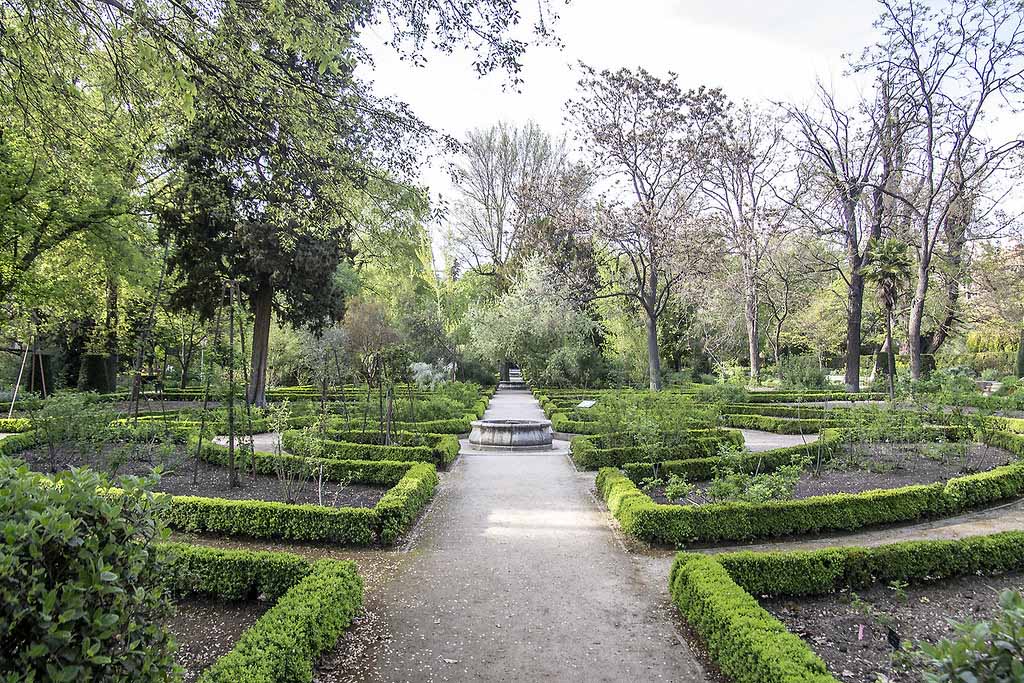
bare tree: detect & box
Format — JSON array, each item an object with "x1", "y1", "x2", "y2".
[
  {"x1": 784, "y1": 81, "x2": 903, "y2": 392},
  {"x1": 452, "y1": 121, "x2": 576, "y2": 288},
  {"x1": 859, "y1": 0, "x2": 1024, "y2": 381},
  {"x1": 705, "y1": 101, "x2": 798, "y2": 382},
  {"x1": 567, "y1": 64, "x2": 728, "y2": 390}
]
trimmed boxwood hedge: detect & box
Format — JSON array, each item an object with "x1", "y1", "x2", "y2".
[
  {"x1": 669, "y1": 553, "x2": 834, "y2": 683},
  {"x1": 0, "y1": 417, "x2": 31, "y2": 433},
  {"x1": 570, "y1": 429, "x2": 744, "y2": 470},
  {"x1": 161, "y1": 544, "x2": 364, "y2": 683},
  {"x1": 716, "y1": 531, "x2": 1024, "y2": 598},
  {"x1": 621, "y1": 431, "x2": 841, "y2": 483},
  {"x1": 670, "y1": 532, "x2": 1024, "y2": 683},
  {"x1": 162, "y1": 542, "x2": 313, "y2": 601},
  {"x1": 160, "y1": 455, "x2": 437, "y2": 544},
  {"x1": 599, "y1": 429, "x2": 1024, "y2": 545},
  {"x1": 281, "y1": 429, "x2": 459, "y2": 467}
]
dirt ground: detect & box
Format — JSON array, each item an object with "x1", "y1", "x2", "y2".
[
  {"x1": 648, "y1": 442, "x2": 1013, "y2": 505},
  {"x1": 169, "y1": 597, "x2": 271, "y2": 682},
  {"x1": 17, "y1": 443, "x2": 387, "y2": 508},
  {"x1": 763, "y1": 571, "x2": 1024, "y2": 682}
]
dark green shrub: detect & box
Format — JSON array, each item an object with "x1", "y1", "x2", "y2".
[{"x1": 0, "y1": 458, "x2": 177, "y2": 682}]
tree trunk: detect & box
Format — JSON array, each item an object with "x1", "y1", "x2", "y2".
[
  {"x1": 885, "y1": 310, "x2": 896, "y2": 400},
  {"x1": 646, "y1": 313, "x2": 662, "y2": 391},
  {"x1": 845, "y1": 272, "x2": 865, "y2": 393},
  {"x1": 907, "y1": 262, "x2": 930, "y2": 381},
  {"x1": 247, "y1": 277, "x2": 273, "y2": 408},
  {"x1": 744, "y1": 287, "x2": 760, "y2": 383},
  {"x1": 1016, "y1": 324, "x2": 1024, "y2": 379},
  {"x1": 105, "y1": 275, "x2": 120, "y2": 389}
]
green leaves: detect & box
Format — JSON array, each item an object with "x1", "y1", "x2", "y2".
[{"x1": 0, "y1": 457, "x2": 176, "y2": 682}]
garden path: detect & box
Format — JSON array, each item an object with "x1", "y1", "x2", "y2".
[{"x1": 340, "y1": 388, "x2": 709, "y2": 682}]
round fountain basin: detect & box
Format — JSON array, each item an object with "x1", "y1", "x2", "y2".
[{"x1": 469, "y1": 418, "x2": 553, "y2": 450}]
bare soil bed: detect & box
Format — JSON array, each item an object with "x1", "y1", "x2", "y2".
[
  {"x1": 762, "y1": 571, "x2": 1024, "y2": 682},
  {"x1": 168, "y1": 597, "x2": 270, "y2": 682},
  {"x1": 648, "y1": 442, "x2": 1014, "y2": 505},
  {"x1": 17, "y1": 443, "x2": 388, "y2": 508}
]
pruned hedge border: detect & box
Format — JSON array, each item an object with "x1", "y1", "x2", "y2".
[
  {"x1": 599, "y1": 429, "x2": 1024, "y2": 545},
  {"x1": 569, "y1": 429, "x2": 744, "y2": 470},
  {"x1": 162, "y1": 543, "x2": 363, "y2": 683},
  {"x1": 2, "y1": 431, "x2": 440, "y2": 545},
  {"x1": 170, "y1": 439, "x2": 439, "y2": 544},
  {"x1": 670, "y1": 531, "x2": 1024, "y2": 683},
  {"x1": 280, "y1": 429, "x2": 459, "y2": 467},
  {"x1": 621, "y1": 430, "x2": 841, "y2": 483}
]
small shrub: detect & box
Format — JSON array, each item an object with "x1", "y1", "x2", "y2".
[
  {"x1": 664, "y1": 474, "x2": 692, "y2": 503},
  {"x1": 0, "y1": 457, "x2": 177, "y2": 682},
  {"x1": 778, "y1": 355, "x2": 830, "y2": 390},
  {"x1": 918, "y1": 589, "x2": 1024, "y2": 682}
]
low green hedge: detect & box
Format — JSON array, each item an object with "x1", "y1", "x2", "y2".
[
  {"x1": 173, "y1": 440, "x2": 438, "y2": 545},
  {"x1": 720, "y1": 413, "x2": 829, "y2": 434},
  {"x1": 165, "y1": 495, "x2": 379, "y2": 544},
  {"x1": 0, "y1": 417, "x2": 31, "y2": 433},
  {"x1": 281, "y1": 429, "x2": 459, "y2": 467},
  {"x1": 163, "y1": 542, "x2": 313, "y2": 601},
  {"x1": 198, "y1": 558, "x2": 363, "y2": 683},
  {"x1": 599, "y1": 430, "x2": 1024, "y2": 545},
  {"x1": 570, "y1": 429, "x2": 744, "y2": 470},
  {"x1": 670, "y1": 532, "x2": 1024, "y2": 683},
  {"x1": 716, "y1": 530, "x2": 1024, "y2": 598},
  {"x1": 622, "y1": 431, "x2": 841, "y2": 483},
  {"x1": 194, "y1": 438, "x2": 417, "y2": 485},
  {"x1": 669, "y1": 553, "x2": 833, "y2": 683},
  {"x1": 375, "y1": 462, "x2": 439, "y2": 544}
]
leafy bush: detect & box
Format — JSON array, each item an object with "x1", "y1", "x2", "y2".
[
  {"x1": 694, "y1": 382, "x2": 749, "y2": 405},
  {"x1": 777, "y1": 355, "x2": 830, "y2": 390},
  {"x1": 918, "y1": 589, "x2": 1024, "y2": 682},
  {"x1": 0, "y1": 458, "x2": 177, "y2": 682}
]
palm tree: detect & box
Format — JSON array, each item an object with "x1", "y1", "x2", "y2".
[{"x1": 861, "y1": 239, "x2": 913, "y2": 400}]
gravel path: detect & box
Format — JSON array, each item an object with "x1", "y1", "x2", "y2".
[
  {"x1": 740, "y1": 429, "x2": 818, "y2": 451},
  {"x1": 342, "y1": 389, "x2": 709, "y2": 682}
]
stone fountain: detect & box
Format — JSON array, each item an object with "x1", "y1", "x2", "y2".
[{"x1": 468, "y1": 418, "x2": 554, "y2": 450}]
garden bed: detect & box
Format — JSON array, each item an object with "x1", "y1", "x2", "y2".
[
  {"x1": 16, "y1": 443, "x2": 389, "y2": 508},
  {"x1": 169, "y1": 598, "x2": 271, "y2": 683},
  {"x1": 763, "y1": 571, "x2": 1024, "y2": 682},
  {"x1": 644, "y1": 442, "x2": 1013, "y2": 505}
]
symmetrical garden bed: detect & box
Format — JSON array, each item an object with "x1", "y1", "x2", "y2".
[
  {"x1": 670, "y1": 532, "x2": 1024, "y2": 683},
  {"x1": 164, "y1": 543, "x2": 364, "y2": 682},
  {"x1": 599, "y1": 428, "x2": 1024, "y2": 545}
]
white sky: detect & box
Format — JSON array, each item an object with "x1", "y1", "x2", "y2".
[{"x1": 359, "y1": 1, "x2": 885, "y2": 245}]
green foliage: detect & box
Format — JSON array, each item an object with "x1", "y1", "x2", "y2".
[
  {"x1": 598, "y1": 428, "x2": 1024, "y2": 545},
  {"x1": 669, "y1": 553, "x2": 834, "y2": 683},
  {"x1": 163, "y1": 542, "x2": 312, "y2": 602},
  {"x1": 776, "y1": 355, "x2": 829, "y2": 390},
  {"x1": 199, "y1": 559, "x2": 363, "y2": 683},
  {"x1": 663, "y1": 473, "x2": 692, "y2": 503},
  {"x1": 716, "y1": 531, "x2": 1024, "y2": 598},
  {"x1": 0, "y1": 458, "x2": 176, "y2": 682},
  {"x1": 706, "y1": 451, "x2": 806, "y2": 504},
  {"x1": 466, "y1": 258, "x2": 601, "y2": 387},
  {"x1": 694, "y1": 382, "x2": 749, "y2": 404},
  {"x1": 282, "y1": 429, "x2": 459, "y2": 467},
  {"x1": 919, "y1": 590, "x2": 1024, "y2": 683}
]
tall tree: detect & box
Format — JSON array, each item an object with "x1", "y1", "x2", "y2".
[
  {"x1": 859, "y1": 0, "x2": 1024, "y2": 381},
  {"x1": 705, "y1": 101, "x2": 797, "y2": 382},
  {"x1": 861, "y1": 238, "x2": 913, "y2": 399},
  {"x1": 452, "y1": 121, "x2": 576, "y2": 289},
  {"x1": 567, "y1": 65, "x2": 728, "y2": 390},
  {"x1": 158, "y1": 3, "x2": 418, "y2": 406},
  {"x1": 785, "y1": 81, "x2": 907, "y2": 392}
]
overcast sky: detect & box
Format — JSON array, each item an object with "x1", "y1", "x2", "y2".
[{"x1": 359, "y1": 1, "x2": 886, "y2": 241}]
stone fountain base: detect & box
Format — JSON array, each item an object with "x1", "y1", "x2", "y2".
[{"x1": 468, "y1": 418, "x2": 554, "y2": 450}]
